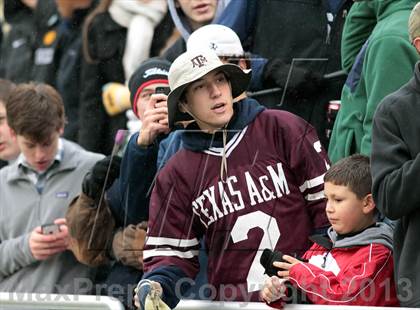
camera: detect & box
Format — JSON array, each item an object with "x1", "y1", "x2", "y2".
[
  {"x1": 155, "y1": 86, "x2": 171, "y2": 96},
  {"x1": 260, "y1": 248, "x2": 287, "y2": 277}
]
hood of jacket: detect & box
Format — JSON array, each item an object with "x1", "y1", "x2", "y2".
[
  {"x1": 342, "y1": 0, "x2": 417, "y2": 72},
  {"x1": 181, "y1": 97, "x2": 265, "y2": 152},
  {"x1": 167, "y1": 0, "x2": 229, "y2": 41},
  {"x1": 327, "y1": 222, "x2": 393, "y2": 250}
]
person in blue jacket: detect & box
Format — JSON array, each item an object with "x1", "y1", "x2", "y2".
[{"x1": 66, "y1": 58, "x2": 174, "y2": 309}]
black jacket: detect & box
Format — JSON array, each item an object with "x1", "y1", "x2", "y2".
[
  {"x1": 371, "y1": 61, "x2": 420, "y2": 307},
  {"x1": 79, "y1": 11, "x2": 174, "y2": 155},
  {"x1": 78, "y1": 11, "x2": 127, "y2": 155},
  {"x1": 0, "y1": 0, "x2": 36, "y2": 82},
  {"x1": 249, "y1": 0, "x2": 353, "y2": 147},
  {"x1": 31, "y1": 1, "x2": 94, "y2": 142}
]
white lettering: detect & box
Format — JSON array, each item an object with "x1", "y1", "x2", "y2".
[
  {"x1": 259, "y1": 175, "x2": 275, "y2": 201},
  {"x1": 267, "y1": 163, "x2": 290, "y2": 198},
  {"x1": 143, "y1": 67, "x2": 169, "y2": 78},
  {"x1": 203, "y1": 187, "x2": 224, "y2": 221},
  {"x1": 227, "y1": 176, "x2": 245, "y2": 211},
  {"x1": 193, "y1": 194, "x2": 214, "y2": 225},
  {"x1": 218, "y1": 182, "x2": 235, "y2": 215},
  {"x1": 245, "y1": 172, "x2": 264, "y2": 206}
]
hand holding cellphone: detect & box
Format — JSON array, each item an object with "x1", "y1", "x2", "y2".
[{"x1": 41, "y1": 223, "x2": 61, "y2": 235}]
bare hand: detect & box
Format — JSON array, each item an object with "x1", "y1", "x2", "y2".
[
  {"x1": 137, "y1": 94, "x2": 170, "y2": 146},
  {"x1": 274, "y1": 255, "x2": 301, "y2": 278},
  {"x1": 29, "y1": 218, "x2": 70, "y2": 260},
  {"x1": 260, "y1": 276, "x2": 287, "y2": 304}
]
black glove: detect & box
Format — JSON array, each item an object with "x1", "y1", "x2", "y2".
[
  {"x1": 82, "y1": 155, "x2": 122, "y2": 202},
  {"x1": 263, "y1": 58, "x2": 326, "y2": 99}
]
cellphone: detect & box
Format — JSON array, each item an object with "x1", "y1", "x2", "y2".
[
  {"x1": 41, "y1": 223, "x2": 61, "y2": 235},
  {"x1": 155, "y1": 86, "x2": 171, "y2": 96}
]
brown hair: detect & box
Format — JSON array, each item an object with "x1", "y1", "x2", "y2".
[
  {"x1": 324, "y1": 154, "x2": 372, "y2": 199},
  {"x1": 6, "y1": 83, "x2": 65, "y2": 143},
  {"x1": 0, "y1": 79, "x2": 16, "y2": 106},
  {"x1": 82, "y1": 0, "x2": 113, "y2": 64}
]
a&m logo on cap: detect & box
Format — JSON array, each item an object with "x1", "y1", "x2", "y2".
[{"x1": 191, "y1": 55, "x2": 208, "y2": 68}]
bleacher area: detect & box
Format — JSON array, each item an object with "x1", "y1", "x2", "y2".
[{"x1": 0, "y1": 293, "x2": 415, "y2": 310}]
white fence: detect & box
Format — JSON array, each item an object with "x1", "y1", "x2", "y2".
[
  {"x1": 175, "y1": 300, "x2": 409, "y2": 310},
  {"x1": 0, "y1": 293, "x2": 415, "y2": 310},
  {"x1": 0, "y1": 292, "x2": 124, "y2": 310}
]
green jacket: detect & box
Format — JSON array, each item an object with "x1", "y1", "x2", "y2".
[{"x1": 328, "y1": 0, "x2": 418, "y2": 163}]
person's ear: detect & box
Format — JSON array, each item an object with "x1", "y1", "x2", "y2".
[
  {"x1": 362, "y1": 193, "x2": 376, "y2": 214},
  {"x1": 414, "y1": 37, "x2": 420, "y2": 54},
  {"x1": 59, "y1": 127, "x2": 64, "y2": 136}
]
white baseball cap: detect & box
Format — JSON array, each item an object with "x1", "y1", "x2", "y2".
[
  {"x1": 187, "y1": 24, "x2": 244, "y2": 57},
  {"x1": 167, "y1": 49, "x2": 251, "y2": 128}
]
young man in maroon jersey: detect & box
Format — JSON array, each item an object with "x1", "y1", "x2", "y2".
[{"x1": 135, "y1": 49, "x2": 330, "y2": 309}]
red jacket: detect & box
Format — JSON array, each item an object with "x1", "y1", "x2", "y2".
[{"x1": 287, "y1": 224, "x2": 399, "y2": 306}]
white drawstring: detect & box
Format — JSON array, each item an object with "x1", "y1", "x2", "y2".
[{"x1": 220, "y1": 128, "x2": 228, "y2": 183}]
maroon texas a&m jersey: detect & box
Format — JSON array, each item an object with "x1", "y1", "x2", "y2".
[{"x1": 144, "y1": 109, "x2": 330, "y2": 301}]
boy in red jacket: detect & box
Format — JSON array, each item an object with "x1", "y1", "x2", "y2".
[{"x1": 260, "y1": 154, "x2": 399, "y2": 306}]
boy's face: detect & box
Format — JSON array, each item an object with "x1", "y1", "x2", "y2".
[
  {"x1": 0, "y1": 102, "x2": 20, "y2": 161},
  {"x1": 177, "y1": 0, "x2": 217, "y2": 30},
  {"x1": 181, "y1": 69, "x2": 233, "y2": 132},
  {"x1": 324, "y1": 182, "x2": 374, "y2": 235},
  {"x1": 16, "y1": 131, "x2": 61, "y2": 173}
]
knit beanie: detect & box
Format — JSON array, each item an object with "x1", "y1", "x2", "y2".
[{"x1": 128, "y1": 57, "x2": 171, "y2": 116}]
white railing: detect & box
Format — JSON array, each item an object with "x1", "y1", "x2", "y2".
[
  {"x1": 0, "y1": 292, "x2": 124, "y2": 310},
  {"x1": 0, "y1": 293, "x2": 415, "y2": 310},
  {"x1": 175, "y1": 300, "x2": 407, "y2": 309}
]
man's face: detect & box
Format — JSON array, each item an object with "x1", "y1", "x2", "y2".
[
  {"x1": 16, "y1": 131, "x2": 61, "y2": 172},
  {"x1": 136, "y1": 82, "x2": 169, "y2": 120},
  {"x1": 0, "y1": 102, "x2": 20, "y2": 161},
  {"x1": 181, "y1": 69, "x2": 233, "y2": 132},
  {"x1": 177, "y1": 0, "x2": 217, "y2": 30}
]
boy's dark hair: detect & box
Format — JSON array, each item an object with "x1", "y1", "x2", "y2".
[
  {"x1": 324, "y1": 154, "x2": 371, "y2": 199},
  {"x1": 6, "y1": 83, "x2": 65, "y2": 143},
  {"x1": 0, "y1": 79, "x2": 16, "y2": 105}
]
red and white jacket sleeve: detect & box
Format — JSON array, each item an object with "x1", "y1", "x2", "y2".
[{"x1": 288, "y1": 244, "x2": 398, "y2": 306}]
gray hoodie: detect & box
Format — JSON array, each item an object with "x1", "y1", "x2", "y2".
[{"x1": 328, "y1": 222, "x2": 393, "y2": 250}]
